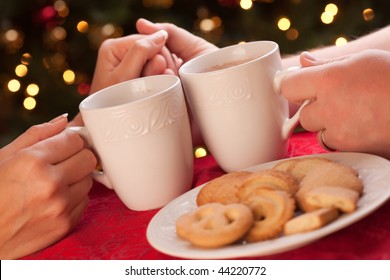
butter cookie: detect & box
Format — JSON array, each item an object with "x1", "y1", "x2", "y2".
[
  {"x1": 239, "y1": 189, "x2": 295, "y2": 242},
  {"x1": 284, "y1": 207, "x2": 340, "y2": 235},
  {"x1": 176, "y1": 203, "x2": 254, "y2": 248},
  {"x1": 196, "y1": 171, "x2": 251, "y2": 206},
  {"x1": 240, "y1": 169, "x2": 299, "y2": 195}
]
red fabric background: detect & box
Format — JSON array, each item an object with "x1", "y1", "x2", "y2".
[{"x1": 22, "y1": 132, "x2": 390, "y2": 260}]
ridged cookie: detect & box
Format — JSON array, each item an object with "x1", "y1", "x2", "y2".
[
  {"x1": 240, "y1": 169, "x2": 299, "y2": 195},
  {"x1": 196, "y1": 171, "x2": 251, "y2": 206},
  {"x1": 239, "y1": 189, "x2": 295, "y2": 242}
]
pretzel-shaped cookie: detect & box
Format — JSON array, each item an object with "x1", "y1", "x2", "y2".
[{"x1": 176, "y1": 203, "x2": 253, "y2": 248}]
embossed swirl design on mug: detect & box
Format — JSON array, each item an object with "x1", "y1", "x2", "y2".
[
  {"x1": 195, "y1": 76, "x2": 252, "y2": 108},
  {"x1": 101, "y1": 91, "x2": 184, "y2": 143}
]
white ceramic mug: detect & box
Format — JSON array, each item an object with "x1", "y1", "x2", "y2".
[
  {"x1": 70, "y1": 75, "x2": 193, "y2": 211},
  {"x1": 179, "y1": 41, "x2": 307, "y2": 172}
]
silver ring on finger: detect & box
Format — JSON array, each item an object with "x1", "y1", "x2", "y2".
[{"x1": 318, "y1": 129, "x2": 336, "y2": 152}]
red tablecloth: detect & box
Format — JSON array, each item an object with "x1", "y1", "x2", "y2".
[{"x1": 22, "y1": 132, "x2": 390, "y2": 260}]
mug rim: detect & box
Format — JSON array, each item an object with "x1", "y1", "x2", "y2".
[
  {"x1": 179, "y1": 40, "x2": 279, "y2": 76},
  {"x1": 79, "y1": 74, "x2": 180, "y2": 111}
]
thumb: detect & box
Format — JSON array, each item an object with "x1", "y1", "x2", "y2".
[
  {"x1": 114, "y1": 30, "x2": 169, "y2": 79},
  {"x1": 136, "y1": 18, "x2": 160, "y2": 35},
  {"x1": 300, "y1": 51, "x2": 352, "y2": 67},
  {"x1": 300, "y1": 51, "x2": 323, "y2": 67}
]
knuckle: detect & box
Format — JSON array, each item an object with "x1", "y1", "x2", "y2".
[
  {"x1": 24, "y1": 124, "x2": 45, "y2": 141},
  {"x1": 57, "y1": 199, "x2": 89, "y2": 232},
  {"x1": 53, "y1": 216, "x2": 74, "y2": 236},
  {"x1": 164, "y1": 23, "x2": 176, "y2": 32},
  {"x1": 81, "y1": 176, "x2": 94, "y2": 191},
  {"x1": 132, "y1": 39, "x2": 150, "y2": 53},
  {"x1": 82, "y1": 148, "x2": 98, "y2": 171},
  {"x1": 40, "y1": 176, "x2": 62, "y2": 200},
  {"x1": 17, "y1": 150, "x2": 62, "y2": 197},
  {"x1": 49, "y1": 197, "x2": 69, "y2": 218},
  {"x1": 63, "y1": 130, "x2": 84, "y2": 149},
  {"x1": 98, "y1": 38, "x2": 115, "y2": 54},
  {"x1": 18, "y1": 149, "x2": 47, "y2": 172}
]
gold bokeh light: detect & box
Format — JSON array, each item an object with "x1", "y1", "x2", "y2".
[
  {"x1": 321, "y1": 11, "x2": 334, "y2": 24},
  {"x1": 194, "y1": 147, "x2": 208, "y2": 158},
  {"x1": 77, "y1": 21, "x2": 89, "y2": 33},
  {"x1": 63, "y1": 70, "x2": 76, "y2": 84},
  {"x1": 325, "y1": 3, "x2": 338, "y2": 16},
  {"x1": 363, "y1": 8, "x2": 375, "y2": 21},
  {"x1": 200, "y1": 19, "x2": 215, "y2": 32},
  {"x1": 101, "y1": 24, "x2": 115, "y2": 37},
  {"x1": 54, "y1": 0, "x2": 69, "y2": 17},
  {"x1": 8, "y1": 79, "x2": 21, "y2": 92},
  {"x1": 278, "y1": 18, "x2": 291, "y2": 31},
  {"x1": 26, "y1": 84, "x2": 40, "y2": 96},
  {"x1": 21, "y1": 53, "x2": 32, "y2": 65},
  {"x1": 15, "y1": 64, "x2": 28, "y2": 77},
  {"x1": 52, "y1": 26, "x2": 67, "y2": 41},
  {"x1": 335, "y1": 37, "x2": 348, "y2": 46},
  {"x1": 23, "y1": 97, "x2": 37, "y2": 110},
  {"x1": 240, "y1": 0, "x2": 253, "y2": 10},
  {"x1": 5, "y1": 29, "x2": 19, "y2": 42}
]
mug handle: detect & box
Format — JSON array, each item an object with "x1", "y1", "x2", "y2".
[
  {"x1": 273, "y1": 66, "x2": 310, "y2": 140},
  {"x1": 66, "y1": 126, "x2": 114, "y2": 189}
]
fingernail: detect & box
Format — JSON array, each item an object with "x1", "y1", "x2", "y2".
[
  {"x1": 49, "y1": 113, "x2": 68, "y2": 123},
  {"x1": 152, "y1": 30, "x2": 168, "y2": 44},
  {"x1": 142, "y1": 18, "x2": 153, "y2": 24},
  {"x1": 301, "y1": 51, "x2": 317, "y2": 61}
]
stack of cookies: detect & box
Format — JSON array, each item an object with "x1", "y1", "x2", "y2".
[{"x1": 175, "y1": 157, "x2": 363, "y2": 248}]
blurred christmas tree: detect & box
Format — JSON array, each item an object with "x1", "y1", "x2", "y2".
[{"x1": 0, "y1": 0, "x2": 389, "y2": 145}]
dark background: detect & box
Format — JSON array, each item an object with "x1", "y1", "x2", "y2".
[{"x1": 1, "y1": 0, "x2": 389, "y2": 145}]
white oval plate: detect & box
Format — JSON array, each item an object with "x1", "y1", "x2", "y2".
[{"x1": 146, "y1": 152, "x2": 390, "y2": 259}]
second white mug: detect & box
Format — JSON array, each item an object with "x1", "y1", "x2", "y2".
[{"x1": 179, "y1": 41, "x2": 306, "y2": 172}]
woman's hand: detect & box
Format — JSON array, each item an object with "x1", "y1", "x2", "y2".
[
  {"x1": 282, "y1": 49, "x2": 390, "y2": 158},
  {"x1": 0, "y1": 115, "x2": 97, "y2": 259}
]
